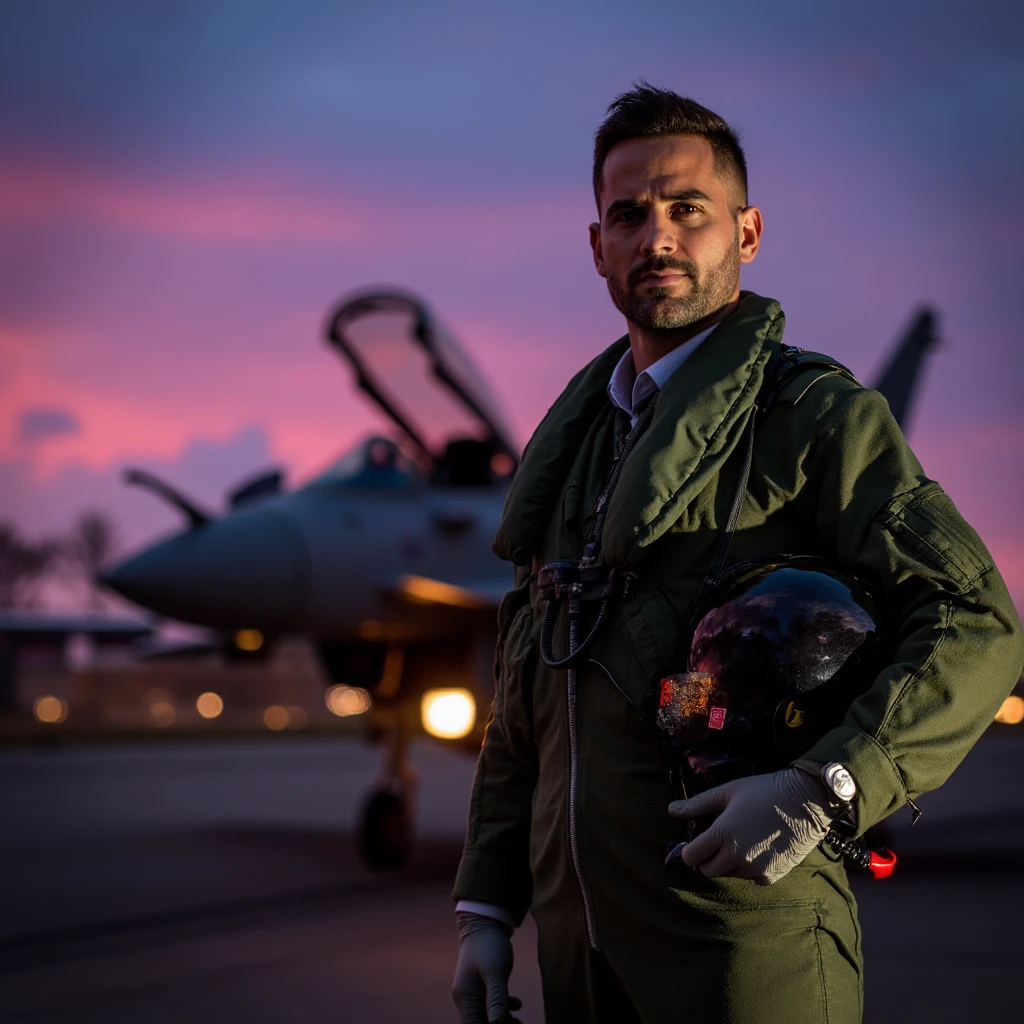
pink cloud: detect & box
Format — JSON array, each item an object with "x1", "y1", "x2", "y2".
[
  {"x1": 0, "y1": 164, "x2": 588, "y2": 248},
  {"x1": 0, "y1": 166, "x2": 370, "y2": 245}
]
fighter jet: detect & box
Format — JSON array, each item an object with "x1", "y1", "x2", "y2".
[{"x1": 101, "y1": 292, "x2": 939, "y2": 868}]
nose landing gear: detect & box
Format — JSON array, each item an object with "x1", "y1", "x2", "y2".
[{"x1": 357, "y1": 706, "x2": 419, "y2": 869}]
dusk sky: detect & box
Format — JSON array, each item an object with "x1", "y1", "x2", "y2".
[{"x1": 2, "y1": 0, "x2": 1022, "y2": 609}]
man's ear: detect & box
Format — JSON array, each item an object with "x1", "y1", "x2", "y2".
[
  {"x1": 738, "y1": 206, "x2": 763, "y2": 264},
  {"x1": 589, "y1": 222, "x2": 606, "y2": 278}
]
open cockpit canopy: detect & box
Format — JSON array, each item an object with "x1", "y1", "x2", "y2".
[
  {"x1": 325, "y1": 290, "x2": 519, "y2": 485},
  {"x1": 306, "y1": 436, "x2": 420, "y2": 491}
]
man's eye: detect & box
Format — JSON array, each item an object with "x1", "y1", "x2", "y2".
[
  {"x1": 675, "y1": 204, "x2": 700, "y2": 216},
  {"x1": 614, "y1": 209, "x2": 643, "y2": 224}
]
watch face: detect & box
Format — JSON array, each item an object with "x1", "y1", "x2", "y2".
[{"x1": 826, "y1": 764, "x2": 856, "y2": 802}]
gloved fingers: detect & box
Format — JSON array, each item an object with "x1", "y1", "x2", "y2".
[
  {"x1": 725, "y1": 858, "x2": 768, "y2": 883},
  {"x1": 679, "y1": 824, "x2": 724, "y2": 868},
  {"x1": 695, "y1": 842, "x2": 743, "y2": 879},
  {"x1": 452, "y1": 985, "x2": 488, "y2": 1024},
  {"x1": 483, "y1": 967, "x2": 510, "y2": 1023},
  {"x1": 452, "y1": 966, "x2": 489, "y2": 1024},
  {"x1": 667, "y1": 780, "x2": 735, "y2": 820}
]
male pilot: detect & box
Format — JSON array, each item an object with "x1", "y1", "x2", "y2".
[{"x1": 450, "y1": 83, "x2": 1024, "y2": 1024}]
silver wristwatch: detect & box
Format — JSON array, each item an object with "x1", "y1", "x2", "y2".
[{"x1": 819, "y1": 762, "x2": 856, "y2": 809}]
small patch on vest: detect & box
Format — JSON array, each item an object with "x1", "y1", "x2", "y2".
[{"x1": 708, "y1": 706, "x2": 727, "y2": 730}]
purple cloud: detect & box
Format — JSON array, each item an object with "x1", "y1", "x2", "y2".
[{"x1": 17, "y1": 407, "x2": 80, "y2": 443}]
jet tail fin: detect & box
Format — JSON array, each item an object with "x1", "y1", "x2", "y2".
[{"x1": 871, "y1": 307, "x2": 940, "y2": 432}]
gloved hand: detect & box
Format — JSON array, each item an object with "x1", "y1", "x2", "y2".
[
  {"x1": 452, "y1": 911, "x2": 521, "y2": 1023},
  {"x1": 667, "y1": 767, "x2": 835, "y2": 885}
]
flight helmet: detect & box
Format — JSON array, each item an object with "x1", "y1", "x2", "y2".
[{"x1": 657, "y1": 555, "x2": 884, "y2": 788}]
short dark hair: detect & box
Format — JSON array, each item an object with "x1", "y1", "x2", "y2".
[{"x1": 593, "y1": 82, "x2": 748, "y2": 210}]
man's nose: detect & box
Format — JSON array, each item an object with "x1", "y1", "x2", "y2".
[{"x1": 640, "y1": 212, "x2": 677, "y2": 255}]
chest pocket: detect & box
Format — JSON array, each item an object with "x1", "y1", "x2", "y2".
[
  {"x1": 619, "y1": 589, "x2": 683, "y2": 686},
  {"x1": 494, "y1": 603, "x2": 539, "y2": 763}
]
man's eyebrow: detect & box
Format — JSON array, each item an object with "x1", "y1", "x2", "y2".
[
  {"x1": 605, "y1": 197, "x2": 644, "y2": 218},
  {"x1": 663, "y1": 189, "x2": 713, "y2": 204},
  {"x1": 604, "y1": 189, "x2": 713, "y2": 218}
]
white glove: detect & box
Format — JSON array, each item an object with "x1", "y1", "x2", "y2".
[
  {"x1": 667, "y1": 767, "x2": 834, "y2": 885},
  {"x1": 452, "y1": 911, "x2": 521, "y2": 1023}
]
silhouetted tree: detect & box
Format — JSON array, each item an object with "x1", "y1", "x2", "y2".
[
  {"x1": 0, "y1": 522, "x2": 61, "y2": 609},
  {"x1": 63, "y1": 510, "x2": 119, "y2": 610}
]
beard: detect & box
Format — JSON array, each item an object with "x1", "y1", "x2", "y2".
[{"x1": 606, "y1": 230, "x2": 740, "y2": 330}]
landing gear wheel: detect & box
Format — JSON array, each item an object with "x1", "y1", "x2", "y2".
[{"x1": 358, "y1": 789, "x2": 413, "y2": 869}]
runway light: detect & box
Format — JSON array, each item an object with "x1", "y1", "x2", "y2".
[
  {"x1": 263, "y1": 704, "x2": 289, "y2": 731},
  {"x1": 421, "y1": 688, "x2": 476, "y2": 740},
  {"x1": 33, "y1": 695, "x2": 68, "y2": 724},
  {"x1": 234, "y1": 628, "x2": 264, "y2": 652},
  {"x1": 150, "y1": 701, "x2": 175, "y2": 727},
  {"x1": 196, "y1": 692, "x2": 224, "y2": 719},
  {"x1": 325, "y1": 684, "x2": 372, "y2": 717},
  {"x1": 994, "y1": 695, "x2": 1024, "y2": 725}
]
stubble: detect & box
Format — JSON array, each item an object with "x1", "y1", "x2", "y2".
[{"x1": 606, "y1": 229, "x2": 740, "y2": 331}]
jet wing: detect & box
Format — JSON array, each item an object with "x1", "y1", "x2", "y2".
[
  {"x1": 325, "y1": 289, "x2": 519, "y2": 467},
  {"x1": 385, "y1": 573, "x2": 511, "y2": 611}
]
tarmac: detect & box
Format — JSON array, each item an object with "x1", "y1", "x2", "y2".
[{"x1": 1, "y1": 730, "x2": 1022, "y2": 1022}]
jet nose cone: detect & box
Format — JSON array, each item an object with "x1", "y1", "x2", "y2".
[{"x1": 100, "y1": 507, "x2": 306, "y2": 630}]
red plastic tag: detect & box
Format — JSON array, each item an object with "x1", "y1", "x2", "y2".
[
  {"x1": 867, "y1": 848, "x2": 897, "y2": 880},
  {"x1": 708, "y1": 706, "x2": 727, "y2": 730}
]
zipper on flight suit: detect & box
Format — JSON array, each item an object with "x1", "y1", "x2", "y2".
[{"x1": 565, "y1": 407, "x2": 650, "y2": 952}]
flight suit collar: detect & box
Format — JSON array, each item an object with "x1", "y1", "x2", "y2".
[{"x1": 495, "y1": 291, "x2": 785, "y2": 567}]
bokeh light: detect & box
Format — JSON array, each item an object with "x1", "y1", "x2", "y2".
[
  {"x1": 421, "y1": 688, "x2": 476, "y2": 739},
  {"x1": 196, "y1": 692, "x2": 224, "y2": 719},
  {"x1": 325, "y1": 685, "x2": 372, "y2": 717},
  {"x1": 150, "y1": 701, "x2": 175, "y2": 727},
  {"x1": 994, "y1": 695, "x2": 1024, "y2": 725},
  {"x1": 263, "y1": 705, "x2": 289, "y2": 731},
  {"x1": 234, "y1": 629, "x2": 264, "y2": 652},
  {"x1": 33, "y1": 695, "x2": 68, "y2": 724}
]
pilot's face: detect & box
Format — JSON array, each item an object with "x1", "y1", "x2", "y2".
[{"x1": 589, "y1": 135, "x2": 761, "y2": 330}]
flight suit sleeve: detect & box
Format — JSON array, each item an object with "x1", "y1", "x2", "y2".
[
  {"x1": 793, "y1": 386, "x2": 1024, "y2": 835},
  {"x1": 451, "y1": 562, "x2": 538, "y2": 925}
]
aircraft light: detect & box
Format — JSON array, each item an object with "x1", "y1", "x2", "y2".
[
  {"x1": 33, "y1": 695, "x2": 68, "y2": 724},
  {"x1": 234, "y1": 628, "x2": 264, "y2": 652},
  {"x1": 397, "y1": 574, "x2": 488, "y2": 610},
  {"x1": 994, "y1": 695, "x2": 1024, "y2": 725},
  {"x1": 326, "y1": 684, "x2": 372, "y2": 717},
  {"x1": 196, "y1": 692, "x2": 224, "y2": 719},
  {"x1": 263, "y1": 705, "x2": 289, "y2": 731},
  {"x1": 421, "y1": 688, "x2": 476, "y2": 740}
]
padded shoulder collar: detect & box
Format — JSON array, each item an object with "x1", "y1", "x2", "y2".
[
  {"x1": 759, "y1": 347, "x2": 860, "y2": 416},
  {"x1": 495, "y1": 292, "x2": 788, "y2": 567}
]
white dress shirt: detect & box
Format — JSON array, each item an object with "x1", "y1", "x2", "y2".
[
  {"x1": 606, "y1": 322, "x2": 719, "y2": 426},
  {"x1": 455, "y1": 322, "x2": 719, "y2": 928}
]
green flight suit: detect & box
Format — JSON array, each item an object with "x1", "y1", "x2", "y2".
[{"x1": 452, "y1": 293, "x2": 1024, "y2": 1023}]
